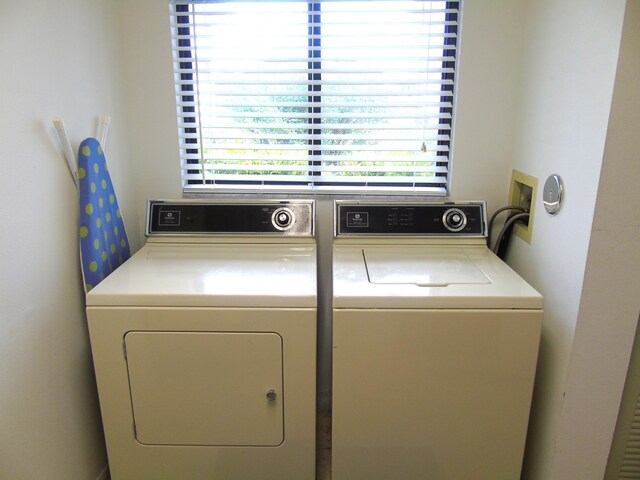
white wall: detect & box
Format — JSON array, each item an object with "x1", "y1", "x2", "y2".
[
  {"x1": 1, "y1": 0, "x2": 633, "y2": 478},
  {"x1": 116, "y1": 0, "x2": 182, "y2": 228},
  {"x1": 0, "y1": 1, "x2": 138, "y2": 478},
  {"x1": 549, "y1": 1, "x2": 640, "y2": 477},
  {"x1": 92, "y1": 1, "x2": 640, "y2": 477},
  {"x1": 451, "y1": 0, "x2": 526, "y2": 210},
  {"x1": 505, "y1": 0, "x2": 630, "y2": 478}
]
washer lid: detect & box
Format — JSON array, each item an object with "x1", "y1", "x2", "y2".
[
  {"x1": 364, "y1": 250, "x2": 490, "y2": 287},
  {"x1": 333, "y1": 245, "x2": 543, "y2": 309}
]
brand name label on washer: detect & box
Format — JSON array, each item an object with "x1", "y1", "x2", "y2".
[{"x1": 347, "y1": 212, "x2": 369, "y2": 228}]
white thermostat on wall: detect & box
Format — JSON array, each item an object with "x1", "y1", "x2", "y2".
[{"x1": 543, "y1": 174, "x2": 564, "y2": 215}]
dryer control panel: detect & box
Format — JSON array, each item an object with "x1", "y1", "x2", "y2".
[
  {"x1": 335, "y1": 202, "x2": 486, "y2": 237},
  {"x1": 147, "y1": 200, "x2": 314, "y2": 236}
]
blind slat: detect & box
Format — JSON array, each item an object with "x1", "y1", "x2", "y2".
[
  {"x1": 200, "y1": 173, "x2": 447, "y2": 185},
  {"x1": 177, "y1": 110, "x2": 453, "y2": 119},
  {"x1": 173, "y1": 78, "x2": 455, "y2": 87},
  {"x1": 182, "y1": 153, "x2": 449, "y2": 162},
  {"x1": 180, "y1": 143, "x2": 451, "y2": 153},
  {"x1": 189, "y1": 164, "x2": 449, "y2": 174},
  {"x1": 179, "y1": 135, "x2": 450, "y2": 143}
]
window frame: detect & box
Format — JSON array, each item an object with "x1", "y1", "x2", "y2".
[{"x1": 171, "y1": 0, "x2": 460, "y2": 196}]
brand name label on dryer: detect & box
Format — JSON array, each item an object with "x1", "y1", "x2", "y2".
[
  {"x1": 346, "y1": 212, "x2": 369, "y2": 228},
  {"x1": 159, "y1": 211, "x2": 181, "y2": 226}
]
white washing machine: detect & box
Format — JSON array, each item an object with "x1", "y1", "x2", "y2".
[
  {"x1": 86, "y1": 199, "x2": 317, "y2": 480},
  {"x1": 332, "y1": 201, "x2": 543, "y2": 480}
]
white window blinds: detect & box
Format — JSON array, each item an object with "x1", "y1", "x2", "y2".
[{"x1": 170, "y1": 0, "x2": 459, "y2": 194}]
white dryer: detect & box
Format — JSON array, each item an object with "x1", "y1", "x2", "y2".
[
  {"x1": 86, "y1": 200, "x2": 316, "y2": 480},
  {"x1": 332, "y1": 201, "x2": 543, "y2": 480}
]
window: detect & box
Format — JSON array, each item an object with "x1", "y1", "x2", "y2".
[{"x1": 170, "y1": 0, "x2": 459, "y2": 194}]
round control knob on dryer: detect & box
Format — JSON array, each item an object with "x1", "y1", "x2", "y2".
[
  {"x1": 272, "y1": 207, "x2": 295, "y2": 231},
  {"x1": 443, "y1": 208, "x2": 467, "y2": 232}
]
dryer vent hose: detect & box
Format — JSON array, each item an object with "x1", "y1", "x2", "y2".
[{"x1": 489, "y1": 207, "x2": 530, "y2": 260}]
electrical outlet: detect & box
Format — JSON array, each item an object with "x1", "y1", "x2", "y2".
[{"x1": 508, "y1": 170, "x2": 538, "y2": 243}]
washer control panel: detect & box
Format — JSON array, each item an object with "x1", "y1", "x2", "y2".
[
  {"x1": 147, "y1": 200, "x2": 314, "y2": 236},
  {"x1": 335, "y1": 202, "x2": 486, "y2": 237}
]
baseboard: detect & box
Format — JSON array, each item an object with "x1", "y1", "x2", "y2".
[{"x1": 96, "y1": 464, "x2": 110, "y2": 480}]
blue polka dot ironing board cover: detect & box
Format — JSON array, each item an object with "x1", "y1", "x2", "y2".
[{"x1": 78, "y1": 138, "x2": 130, "y2": 292}]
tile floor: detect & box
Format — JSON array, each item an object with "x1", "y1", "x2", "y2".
[{"x1": 316, "y1": 414, "x2": 332, "y2": 480}]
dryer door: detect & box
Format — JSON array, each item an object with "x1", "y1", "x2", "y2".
[{"x1": 124, "y1": 331, "x2": 284, "y2": 446}]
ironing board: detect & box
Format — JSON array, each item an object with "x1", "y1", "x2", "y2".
[{"x1": 78, "y1": 138, "x2": 130, "y2": 292}]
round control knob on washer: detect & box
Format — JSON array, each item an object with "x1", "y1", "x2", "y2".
[
  {"x1": 271, "y1": 207, "x2": 295, "y2": 231},
  {"x1": 443, "y1": 208, "x2": 467, "y2": 232}
]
